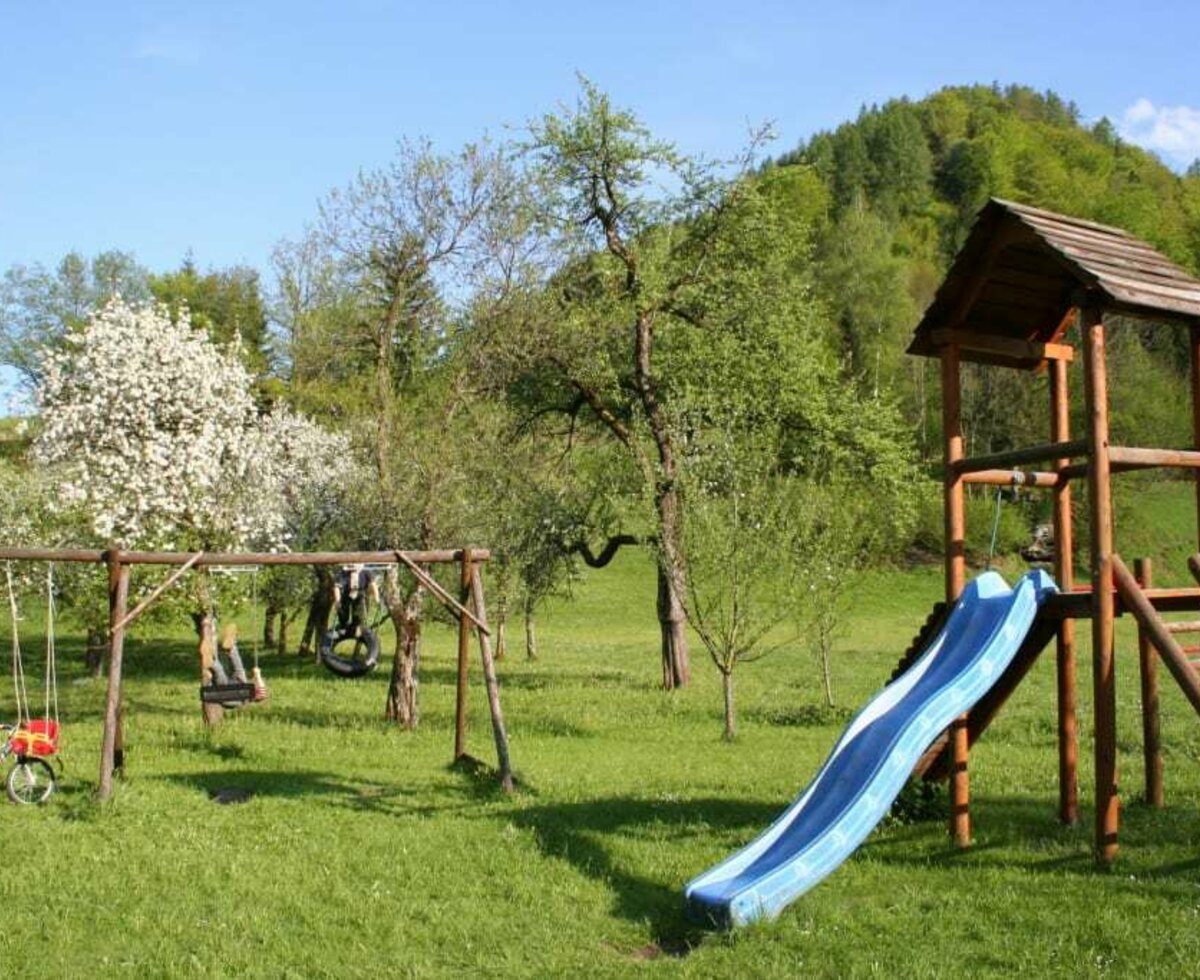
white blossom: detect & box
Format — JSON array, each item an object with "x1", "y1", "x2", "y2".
[{"x1": 34, "y1": 298, "x2": 348, "y2": 551}]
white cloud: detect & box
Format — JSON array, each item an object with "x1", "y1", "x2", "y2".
[{"x1": 1118, "y1": 98, "x2": 1200, "y2": 169}]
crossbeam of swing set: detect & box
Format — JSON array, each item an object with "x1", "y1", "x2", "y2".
[{"x1": 0, "y1": 547, "x2": 489, "y2": 566}]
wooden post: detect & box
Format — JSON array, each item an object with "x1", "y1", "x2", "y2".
[
  {"x1": 1135, "y1": 557, "x2": 1163, "y2": 807},
  {"x1": 98, "y1": 551, "x2": 130, "y2": 801},
  {"x1": 942, "y1": 342, "x2": 971, "y2": 846},
  {"x1": 454, "y1": 548, "x2": 472, "y2": 761},
  {"x1": 1082, "y1": 304, "x2": 1119, "y2": 864},
  {"x1": 469, "y1": 565, "x2": 514, "y2": 793},
  {"x1": 1192, "y1": 323, "x2": 1200, "y2": 547},
  {"x1": 1050, "y1": 354, "x2": 1078, "y2": 825}
]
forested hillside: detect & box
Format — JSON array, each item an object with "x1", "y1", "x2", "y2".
[{"x1": 772, "y1": 83, "x2": 1200, "y2": 459}]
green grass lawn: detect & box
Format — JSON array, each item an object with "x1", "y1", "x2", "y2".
[{"x1": 4, "y1": 528, "x2": 1200, "y2": 976}]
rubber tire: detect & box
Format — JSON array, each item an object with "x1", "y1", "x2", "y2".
[
  {"x1": 7, "y1": 757, "x2": 56, "y2": 804},
  {"x1": 319, "y1": 626, "x2": 380, "y2": 677}
]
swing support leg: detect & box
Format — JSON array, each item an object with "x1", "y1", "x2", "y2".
[{"x1": 98, "y1": 552, "x2": 130, "y2": 801}]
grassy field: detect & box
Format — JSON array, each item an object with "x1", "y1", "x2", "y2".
[{"x1": 4, "y1": 514, "x2": 1200, "y2": 975}]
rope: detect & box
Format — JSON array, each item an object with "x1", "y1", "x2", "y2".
[
  {"x1": 251, "y1": 567, "x2": 259, "y2": 670},
  {"x1": 6, "y1": 562, "x2": 29, "y2": 730},
  {"x1": 986, "y1": 487, "x2": 1004, "y2": 570},
  {"x1": 45, "y1": 563, "x2": 58, "y2": 729}
]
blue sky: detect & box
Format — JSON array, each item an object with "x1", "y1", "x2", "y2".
[{"x1": 2, "y1": 1, "x2": 1199, "y2": 278}]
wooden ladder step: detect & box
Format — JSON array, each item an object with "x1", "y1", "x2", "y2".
[{"x1": 1166, "y1": 620, "x2": 1200, "y2": 634}]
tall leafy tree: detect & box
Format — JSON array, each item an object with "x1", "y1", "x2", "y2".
[
  {"x1": 0, "y1": 250, "x2": 149, "y2": 385},
  {"x1": 486, "y1": 81, "x2": 785, "y2": 688},
  {"x1": 149, "y1": 259, "x2": 273, "y2": 377}
]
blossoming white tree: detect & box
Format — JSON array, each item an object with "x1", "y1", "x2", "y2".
[
  {"x1": 35, "y1": 298, "x2": 347, "y2": 553},
  {"x1": 34, "y1": 298, "x2": 351, "y2": 719}
]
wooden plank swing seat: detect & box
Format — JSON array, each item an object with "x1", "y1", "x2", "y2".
[{"x1": 199, "y1": 683, "x2": 258, "y2": 706}]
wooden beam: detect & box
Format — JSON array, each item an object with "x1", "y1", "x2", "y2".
[
  {"x1": 393, "y1": 551, "x2": 490, "y2": 635},
  {"x1": 97, "y1": 552, "x2": 130, "y2": 801},
  {"x1": 1113, "y1": 556, "x2": 1200, "y2": 718},
  {"x1": 941, "y1": 342, "x2": 970, "y2": 847},
  {"x1": 931, "y1": 329, "x2": 1074, "y2": 364},
  {"x1": 455, "y1": 550, "x2": 472, "y2": 761},
  {"x1": 1135, "y1": 558, "x2": 1163, "y2": 808},
  {"x1": 469, "y1": 565, "x2": 514, "y2": 793},
  {"x1": 1188, "y1": 324, "x2": 1200, "y2": 549},
  {"x1": 1106, "y1": 446, "x2": 1200, "y2": 469},
  {"x1": 961, "y1": 469, "x2": 1058, "y2": 488},
  {"x1": 1050, "y1": 354, "x2": 1078, "y2": 826},
  {"x1": 954, "y1": 440, "x2": 1089, "y2": 476},
  {"x1": 0, "y1": 548, "x2": 491, "y2": 566},
  {"x1": 1082, "y1": 304, "x2": 1119, "y2": 865},
  {"x1": 109, "y1": 551, "x2": 203, "y2": 635}
]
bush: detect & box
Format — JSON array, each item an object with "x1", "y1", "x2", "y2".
[{"x1": 910, "y1": 482, "x2": 1032, "y2": 562}]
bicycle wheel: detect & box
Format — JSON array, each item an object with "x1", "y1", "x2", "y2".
[{"x1": 7, "y1": 756, "x2": 56, "y2": 804}]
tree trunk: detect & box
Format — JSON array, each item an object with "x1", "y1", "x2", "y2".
[
  {"x1": 384, "y1": 575, "x2": 424, "y2": 729},
  {"x1": 86, "y1": 628, "x2": 107, "y2": 680},
  {"x1": 300, "y1": 567, "x2": 334, "y2": 659},
  {"x1": 631, "y1": 303, "x2": 691, "y2": 691},
  {"x1": 278, "y1": 608, "x2": 300, "y2": 657},
  {"x1": 263, "y1": 602, "x2": 278, "y2": 648},
  {"x1": 656, "y1": 559, "x2": 690, "y2": 689},
  {"x1": 495, "y1": 588, "x2": 507, "y2": 661},
  {"x1": 722, "y1": 669, "x2": 736, "y2": 742},
  {"x1": 819, "y1": 631, "x2": 835, "y2": 708},
  {"x1": 524, "y1": 597, "x2": 538, "y2": 661}
]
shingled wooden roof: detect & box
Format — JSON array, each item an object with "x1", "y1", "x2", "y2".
[{"x1": 908, "y1": 198, "x2": 1200, "y2": 369}]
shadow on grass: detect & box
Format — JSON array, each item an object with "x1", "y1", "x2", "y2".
[
  {"x1": 159, "y1": 767, "x2": 484, "y2": 819},
  {"x1": 510, "y1": 795, "x2": 780, "y2": 954},
  {"x1": 862, "y1": 794, "x2": 1200, "y2": 885}
]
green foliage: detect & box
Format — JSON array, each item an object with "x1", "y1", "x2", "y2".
[
  {"x1": 781, "y1": 83, "x2": 1200, "y2": 468},
  {"x1": 0, "y1": 250, "x2": 149, "y2": 385},
  {"x1": 149, "y1": 258, "x2": 272, "y2": 378}
]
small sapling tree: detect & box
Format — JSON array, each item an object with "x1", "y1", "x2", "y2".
[{"x1": 680, "y1": 425, "x2": 804, "y2": 741}]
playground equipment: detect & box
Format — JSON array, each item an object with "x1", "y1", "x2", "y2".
[
  {"x1": 3, "y1": 564, "x2": 61, "y2": 803},
  {"x1": 688, "y1": 570, "x2": 1056, "y2": 926},
  {"x1": 0, "y1": 547, "x2": 512, "y2": 799},
  {"x1": 319, "y1": 565, "x2": 383, "y2": 677},
  {"x1": 688, "y1": 198, "x2": 1200, "y2": 924}
]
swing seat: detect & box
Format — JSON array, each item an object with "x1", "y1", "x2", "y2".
[
  {"x1": 10, "y1": 718, "x2": 59, "y2": 757},
  {"x1": 319, "y1": 625, "x2": 380, "y2": 677},
  {"x1": 199, "y1": 683, "x2": 257, "y2": 706}
]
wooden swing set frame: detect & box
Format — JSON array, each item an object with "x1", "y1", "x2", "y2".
[{"x1": 0, "y1": 546, "x2": 513, "y2": 800}]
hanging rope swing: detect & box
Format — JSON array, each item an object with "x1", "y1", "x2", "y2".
[
  {"x1": 3, "y1": 562, "x2": 60, "y2": 804},
  {"x1": 199, "y1": 565, "x2": 269, "y2": 707}
]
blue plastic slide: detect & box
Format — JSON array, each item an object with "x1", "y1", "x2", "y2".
[{"x1": 684, "y1": 569, "x2": 1057, "y2": 928}]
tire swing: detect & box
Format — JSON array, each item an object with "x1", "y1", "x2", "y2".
[{"x1": 319, "y1": 565, "x2": 381, "y2": 678}]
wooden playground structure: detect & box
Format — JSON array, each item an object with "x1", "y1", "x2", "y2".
[
  {"x1": 907, "y1": 198, "x2": 1200, "y2": 862},
  {"x1": 0, "y1": 546, "x2": 513, "y2": 799}
]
